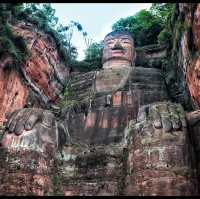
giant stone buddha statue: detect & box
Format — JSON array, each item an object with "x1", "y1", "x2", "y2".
[{"x1": 0, "y1": 31, "x2": 199, "y2": 196}]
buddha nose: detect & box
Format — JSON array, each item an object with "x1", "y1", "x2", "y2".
[{"x1": 112, "y1": 40, "x2": 124, "y2": 50}]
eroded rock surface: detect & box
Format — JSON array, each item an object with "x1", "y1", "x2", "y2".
[
  {"x1": 0, "y1": 69, "x2": 28, "y2": 124},
  {"x1": 0, "y1": 21, "x2": 69, "y2": 125},
  {"x1": 124, "y1": 102, "x2": 198, "y2": 196}
]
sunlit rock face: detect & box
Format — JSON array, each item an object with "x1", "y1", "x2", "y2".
[
  {"x1": 0, "y1": 69, "x2": 28, "y2": 125},
  {"x1": 102, "y1": 31, "x2": 135, "y2": 69},
  {"x1": 187, "y1": 3, "x2": 200, "y2": 108},
  {"x1": 174, "y1": 3, "x2": 200, "y2": 109},
  {"x1": 0, "y1": 21, "x2": 69, "y2": 124},
  {"x1": 11, "y1": 22, "x2": 69, "y2": 103}
]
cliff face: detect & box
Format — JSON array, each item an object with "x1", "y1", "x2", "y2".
[
  {"x1": 187, "y1": 4, "x2": 200, "y2": 108},
  {"x1": 0, "y1": 69, "x2": 28, "y2": 124},
  {"x1": 1, "y1": 3, "x2": 200, "y2": 196},
  {"x1": 170, "y1": 3, "x2": 200, "y2": 110},
  {"x1": 0, "y1": 21, "x2": 69, "y2": 124}
]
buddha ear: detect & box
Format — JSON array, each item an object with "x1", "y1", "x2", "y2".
[{"x1": 132, "y1": 51, "x2": 136, "y2": 66}]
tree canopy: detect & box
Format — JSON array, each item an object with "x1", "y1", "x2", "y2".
[{"x1": 112, "y1": 3, "x2": 174, "y2": 47}]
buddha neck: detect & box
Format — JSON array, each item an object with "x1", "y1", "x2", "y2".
[{"x1": 103, "y1": 59, "x2": 132, "y2": 69}]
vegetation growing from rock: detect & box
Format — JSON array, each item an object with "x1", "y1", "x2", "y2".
[
  {"x1": 160, "y1": 3, "x2": 198, "y2": 110},
  {"x1": 59, "y1": 81, "x2": 77, "y2": 109},
  {"x1": 17, "y1": 4, "x2": 89, "y2": 68},
  {"x1": 0, "y1": 3, "x2": 29, "y2": 71}
]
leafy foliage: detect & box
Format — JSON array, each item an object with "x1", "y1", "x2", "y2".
[
  {"x1": 83, "y1": 42, "x2": 103, "y2": 69},
  {"x1": 150, "y1": 3, "x2": 174, "y2": 26},
  {"x1": 69, "y1": 42, "x2": 103, "y2": 72},
  {"x1": 16, "y1": 4, "x2": 90, "y2": 68},
  {"x1": 112, "y1": 4, "x2": 174, "y2": 47},
  {"x1": 59, "y1": 81, "x2": 77, "y2": 109},
  {"x1": 0, "y1": 3, "x2": 29, "y2": 71}
]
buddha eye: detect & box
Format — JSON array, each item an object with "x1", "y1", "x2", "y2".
[
  {"x1": 122, "y1": 40, "x2": 131, "y2": 44},
  {"x1": 106, "y1": 41, "x2": 114, "y2": 45}
]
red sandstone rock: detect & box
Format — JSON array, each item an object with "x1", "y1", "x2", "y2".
[
  {"x1": 0, "y1": 22, "x2": 69, "y2": 124},
  {"x1": 0, "y1": 69, "x2": 28, "y2": 125},
  {"x1": 186, "y1": 58, "x2": 200, "y2": 107},
  {"x1": 124, "y1": 102, "x2": 198, "y2": 196},
  {"x1": 193, "y1": 4, "x2": 200, "y2": 52},
  {"x1": 11, "y1": 22, "x2": 69, "y2": 103}
]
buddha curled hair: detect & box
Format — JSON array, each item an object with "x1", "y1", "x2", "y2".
[{"x1": 104, "y1": 30, "x2": 133, "y2": 40}]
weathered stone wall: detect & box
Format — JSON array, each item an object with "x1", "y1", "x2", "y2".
[
  {"x1": 0, "y1": 69, "x2": 28, "y2": 124},
  {"x1": 54, "y1": 143, "x2": 127, "y2": 196},
  {"x1": 124, "y1": 103, "x2": 198, "y2": 196},
  {"x1": 135, "y1": 44, "x2": 167, "y2": 68},
  {"x1": 0, "y1": 148, "x2": 55, "y2": 196}
]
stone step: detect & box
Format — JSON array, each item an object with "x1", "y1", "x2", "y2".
[
  {"x1": 72, "y1": 81, "x2": 92, "y2": 91},
  {"x1": 70, "y1": 75, "x2": 94, "y2": 84},
  {"x1": 130, "y1": 77, "x2": 163, "y2": 85},
  {"x1": 133, "y1": 66, "x2": 163, "y2": 75},
  {"x1": 70, "y1": 71, "x2": 95, "y2": 83},
  {"x1": 131, "y1": 82, "x2": 166, "y2": 90}
]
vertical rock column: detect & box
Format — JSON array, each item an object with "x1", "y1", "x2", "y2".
[
  {"x1": 124, "y1": 102, "x2": 198, "y2": 196},
  {"x1": 187, "y1": 110, "x2": 200, "y2": 192}
]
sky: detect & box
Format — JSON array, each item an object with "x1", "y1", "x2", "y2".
[{"x1": 51, "y1": 3, "x2": 152, "y2": 60}]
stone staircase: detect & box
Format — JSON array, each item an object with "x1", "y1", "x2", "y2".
[{"x1": 69, "y1": 71, "x2": 96, "y2": 103}]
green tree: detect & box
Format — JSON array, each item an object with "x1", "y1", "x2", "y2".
[
  {"x1": 42, "y1": 3, "x2": 58, "y2": 27},
  {"x1": 112, "y1": 9, "x2": 162, "y2": 46},
  {"x1": 17, "y1": 3, "x2": 91, "y2": 67},
  {"x1": 112, "y1": 4, "x2": 174, "y2": 47},
  {"x1": 151, "y1": 3, "x2": 174, "y2": 45},
  {"x1": 83, "y1": 41, "x2": 103, "y2": 69},
  {"x1": 150, "y1": 3, "x2": 174, "y2": 26}
]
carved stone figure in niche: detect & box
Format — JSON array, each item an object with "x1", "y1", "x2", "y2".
[{"x1": 0, "y1": 30, "x2": 200, "y2": 196}]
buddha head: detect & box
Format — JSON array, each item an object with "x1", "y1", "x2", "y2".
[{"x1": 102, "y1": 31, "x2": 135, "y2": 69}]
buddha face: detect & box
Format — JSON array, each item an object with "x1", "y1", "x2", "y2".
[{"x1": 102, "y1": 32, "x2": 135, "y2": 68}]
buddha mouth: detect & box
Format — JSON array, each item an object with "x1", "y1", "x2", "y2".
[{"x1": 112, "y1": 49, "x2": 125, "y2": 54}]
